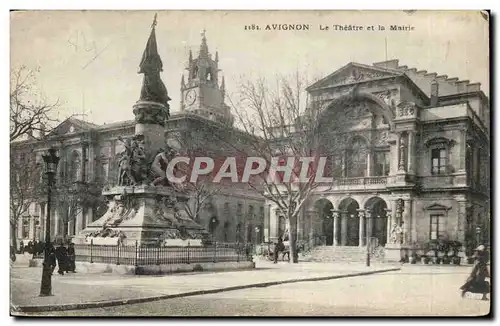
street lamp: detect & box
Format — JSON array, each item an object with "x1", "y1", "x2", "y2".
[{"x1": 39, "y1": 148, "x2": 59, "y2": 297}]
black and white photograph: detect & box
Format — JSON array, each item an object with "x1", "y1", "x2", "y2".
[{"x1": 9, "y1": 10, "x2": 491, "y2": 317}]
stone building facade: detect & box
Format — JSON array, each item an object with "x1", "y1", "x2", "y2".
[
  {"x1": 265, "y1": 60, "x2": 490, "y2": 250},
  {"x1": 10, "y1": 34, "x2": 265, "y2": 248}
]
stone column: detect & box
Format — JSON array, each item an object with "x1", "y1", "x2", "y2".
[
  {"x1": 17, "y1": 218, "x2": 23, "y2": 240},
  {"x1": 459, "y1": 128, "x2": 467, "y2": 171},
  {"x1": 264, "y1": 204, "x2": 270, "y2": 242},
  {"x1": 407, "y1": 131, "x2": 416, "y2": 175},
  {"x1": 398, "y1": 133, "x2": 407, "y2": 173},
  {"x1": 75, "y1": 209, "x2": 84, "y2": 234},
  {"x1": 358, "y1": 213, "x2": 365, "y2": 247},
  {"x1": 52, "y1": 206, "x2": 58, "y2": 240},
  {"x1": 29, "y1": 216, "x2": 35, "y2": 240},
  {"x1": 457, "y1": 201, "x2": 467, "y2": 242},
  {"x1": 333, "y1": 212, "x2": 339, "y2": 246},
  {"x1": 39, "y1": 203, "x2": 46, "y2": 242},
  {"x1": 402, "y1": 199, "x2": 412, "y2": 244},
  {"x1": 367, "y1": 211, "x2": 373, "y2": 244},
  {"x1": 340, "y1": 212, "x2": 348, "y2": 246},
  {"x1": 366, "y1": 151, "x2": 372, "y2": 177}
]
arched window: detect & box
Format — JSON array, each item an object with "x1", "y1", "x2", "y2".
[
  {"x1": 70, "y1": 151, "x2": 81, "y2": 182},
  {"x1": 347, "y1": 137, "x2": 368, "y2": 177}
]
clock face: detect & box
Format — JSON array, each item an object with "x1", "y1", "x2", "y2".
[{"x1": 185, "y1": 89, "x2": 197, "y2": 106}]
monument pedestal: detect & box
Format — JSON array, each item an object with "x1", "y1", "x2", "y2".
[
  {"x1": 74, "y1": 185, "x2": 208, "y2": 247},
  {"x1": 384, "y1": 243, "x2": 406, "y2": 262}
]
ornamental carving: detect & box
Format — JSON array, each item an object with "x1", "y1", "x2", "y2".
[
  {"x1": 133, "y1": 104, "x2": 169, "y2": 126},
  {"x1": 373, "y1": 90, "x2": 394, "y2": 107},
  {"x1": 331, "y1": 69, "x2": 388, "y2": 87},
  {"x1": 374, "y1": 130, "x2": 389, "y2": 146},
  {"x1": 396, "y1": 101, "x2": 416, "y2": 117}
]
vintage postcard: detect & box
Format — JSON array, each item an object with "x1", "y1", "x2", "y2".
[{"x1": 10, "y1": 10, "x2": 490, "y2": 317}]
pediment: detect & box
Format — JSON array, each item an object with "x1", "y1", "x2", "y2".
[
  {"x1": 424, "y1": 203, "x2": 452, "y2": 211},
  {"x1": 46, "y1": 118, "x2": 98, "y2": 137},
  {"x1": 307, "y1": 63, "x2": 402, "y2": 91}
]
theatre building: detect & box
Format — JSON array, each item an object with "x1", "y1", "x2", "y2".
[{"x1": 265, "y1": 59, "x2": 490, "y2": 254}]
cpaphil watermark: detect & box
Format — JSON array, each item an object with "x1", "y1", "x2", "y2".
[{"x1": 166, "y1": 155, "x2": 333, "y2": 185}]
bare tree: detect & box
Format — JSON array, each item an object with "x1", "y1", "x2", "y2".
[
  {"x1": 224, "y1": 72, "x2": 354, "y2": 263},
  {"x1": 55, "y1": 181, "x2": 105, "y2": 240},
  {"x1": 10, "y1": 147, "x2": 44, "y2": 250},
  {"x1": 168, "y1": 129, "x2": 223, "y2": 226},
  {"x1": 10, "y1": 65, "x2": 59, "y2": 142}
]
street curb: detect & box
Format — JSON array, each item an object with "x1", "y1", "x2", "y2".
[{"x1": 11, "y1": 267, "x2": 400, "y2": 313}]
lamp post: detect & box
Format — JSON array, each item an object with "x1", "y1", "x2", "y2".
[{"x1": 39, "y1": 148, "x2": 59, "y2": 297}]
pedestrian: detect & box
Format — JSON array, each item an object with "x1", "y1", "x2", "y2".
[
  {"x1": 54, "y1": 242, "x2": 68, "y2": 275},
  {"x1": 46, "y1": 243, "x2": 57, "y2": 274},
  {"x1": 19, "y1": 240, "x2": 24, "y2": 254},
  {"x1": 27, "y1": 241, "x2": 33, "y2": 255},
  {"x1": 460, "y1": 245, "x2": 490, "y2": 300},
  {"x1": 67, "y1": 242, "x2": 76, "y2": 273},
  {"x1": 10, "y1": 245, "x2": 16, "y2": 263},
  {"x1": 273, "y1": 237, "x2": 285, "y2": 264}
]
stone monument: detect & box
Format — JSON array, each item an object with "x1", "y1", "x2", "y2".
[{"x1": 74, "y1": 15, "x2": 208, "y2": 247}]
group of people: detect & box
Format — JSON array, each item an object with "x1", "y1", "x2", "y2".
[
  {"x1": 45, "y1": 242, "x2": 77, "y2": 275},
  {"x1": 460, "y1": 245, "x2": 490, "y2": 300},
  {"x1": 11, "y1": 240, "x2": 77, "y2": 275},
  {"x1": 18, "y1": 240, "x2": 45, "y2": 255}
]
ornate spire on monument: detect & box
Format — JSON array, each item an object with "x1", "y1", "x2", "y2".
[
  {"x1": 215, "y1": 50, "x2": 219, "y2": 63},
  {"x1": 137, "y1": 13, "x2": 171, "y2": 111}
]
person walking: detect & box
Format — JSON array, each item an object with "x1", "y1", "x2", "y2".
[
  {"x1": 46, "y1": 243, "x2": 57, "y2": 274},
  {"x1": 460, "y1": 245, "x2": 490, "y2": 300},
  {"x1": 19, "y1": 240, "x2": 24, "y2": 254},
  {"x1": 54, "y1": 242, "x2": 68, "y2": 275},
  {"x1": 67, "y1": 242, "x2": 76, "y2": 273},
  {"x1": 273, "y1": 237, "x2": 285, "y2": 264}
]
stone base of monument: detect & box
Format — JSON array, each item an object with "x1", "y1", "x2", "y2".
[
  {"x1": 75, "y1": 261, "x2": 256, "y2": 275},
  {"x1": 73, "y1": 185, "x2": 209, "y2": 247},
  {"x1": 384, "y1": 243, "x2": 407, "y2": 262}
]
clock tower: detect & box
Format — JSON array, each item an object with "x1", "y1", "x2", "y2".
[{"x1": 180, "y1": 30, "x2": 233, "y2": 125}]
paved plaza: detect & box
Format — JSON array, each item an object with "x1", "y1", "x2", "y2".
[{"x1": 10, "y1": 254, "x2": 490, "y2": 316}]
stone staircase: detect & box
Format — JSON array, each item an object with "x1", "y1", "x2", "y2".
[{"x1": 301, "y1": 245, "x2": 386, "y2": 263}]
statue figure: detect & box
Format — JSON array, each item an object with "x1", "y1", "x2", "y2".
[
  {"x1": 117, "y1": 135, "x2": 150, "y2": 186},
  {"x1": 390, "y1": 223, "x2": 403, "y2": 245},
  {"x1": 151, "y1": 146, "x2": 177, "y2": 187}
]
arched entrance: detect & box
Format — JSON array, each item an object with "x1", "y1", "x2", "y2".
[
  {"x1": 365, "y1": 197, "x2": 389, "y2": 246},
  {"x1": 339, "y1": 198, "x2": 360, "y2": 246},
  {"x1": 314, "y1": 199, "x2": 334, "y2": 246}
]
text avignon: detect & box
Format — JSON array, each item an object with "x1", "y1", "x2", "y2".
[{"x1": 265, "y1": 24, "x2": 311, "y2": 31}]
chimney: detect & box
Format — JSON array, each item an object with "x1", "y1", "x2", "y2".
[{"x1": 431, "y1": 80, "x2": 439, "y2": 106}]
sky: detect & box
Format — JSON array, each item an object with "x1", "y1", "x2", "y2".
[{"x1": 10, "y1": 10, "x2": 489, "y2": 126}]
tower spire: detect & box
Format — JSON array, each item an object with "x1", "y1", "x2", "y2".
[
  {"x1": 199, "y1": 29, "x2": 209, "y2": 58},
  {"x1": 220, "y1": 76, "x2": 225, "y2": 99},
  {"x1": 181, "y1": 74, "x2": 185, "y2": 89},
  {"x1": 215, "y1": 50, "x2": 219, "y2": 63}
]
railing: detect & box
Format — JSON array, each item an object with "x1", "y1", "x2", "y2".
[
  {"x1": 334, "y1": 176, "x2": 388, "y2": 186},
  {"x1": 72, "y1": 241, "x2": 253, "y2": 266}
]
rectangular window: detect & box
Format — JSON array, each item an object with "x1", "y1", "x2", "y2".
[
  {"x1": 22, "y1": 217, "x2": 30, "y2": 239},
  {"x1": 429, "y1": 214, "x2": 445, "y2": 240},
  {"x1": 374, "y1": 151, "x2": 390, "y2": 176},
  {"x1": 431, "y1": 148, "x2": 447, "y2": 175}
]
